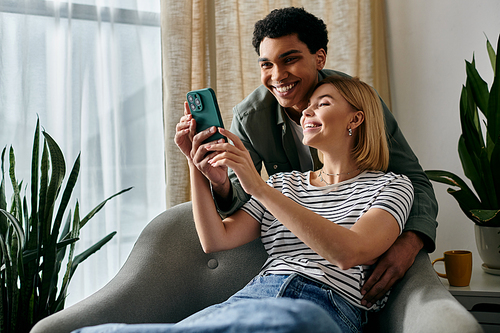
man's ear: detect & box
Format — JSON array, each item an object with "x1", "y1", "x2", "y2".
[
  {"x1": 316, "y1": 49, "x2": 327, "y2": 70},
  {"x1": 350, "y1": 111, "x2": 365, "y2": 130}
]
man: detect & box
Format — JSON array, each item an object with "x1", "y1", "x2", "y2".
[{"x1": 176, "y1": 7, "x2": 438, "y2": 308}]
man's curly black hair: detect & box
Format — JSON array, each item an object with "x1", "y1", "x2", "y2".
[{"x1": 252, "y1": 7, "x2": 329, "y2": 55}]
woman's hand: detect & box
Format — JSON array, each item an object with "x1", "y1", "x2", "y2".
[
  {"x1": 206, "y1": 128, "x2": 266, "y2": 196},
  {"x1": 174, "y1": 102, "x2": 196, "y2": 161},
  {"x1": 174, "y1": 102, "x2": 230, "y2": 195},
  {"x1": 191, "y1": 129, "x2": 229, "y2": 189}
]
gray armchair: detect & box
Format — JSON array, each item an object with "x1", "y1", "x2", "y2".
[{"x1": 31, "y1": 202, "x2": 482, "y2": 333}]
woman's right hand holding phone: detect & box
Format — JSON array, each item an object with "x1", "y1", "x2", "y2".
[{"x1": 174, "y1": 101, "x2": 231, "y2": 198}]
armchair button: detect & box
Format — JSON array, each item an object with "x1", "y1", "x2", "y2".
[{"x1": 207, "y1": 258, "x2": 218, "y2": 269}]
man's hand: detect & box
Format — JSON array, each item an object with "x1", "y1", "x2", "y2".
[{"x1": 361, "y1": 231, "x2": 424, "y2": 307}]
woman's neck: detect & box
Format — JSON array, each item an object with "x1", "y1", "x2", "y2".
[{"x1": 311, "y1": 153, "x2": 360, "y2": 186}]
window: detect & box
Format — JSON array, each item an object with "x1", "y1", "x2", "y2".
[{"x1": 0, "y1": 0, "x2": 165, "y2": 305}]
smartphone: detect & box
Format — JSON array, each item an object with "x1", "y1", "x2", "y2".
[{"x1": 186, "y1": 88, "x2": 225, "y2": 143}]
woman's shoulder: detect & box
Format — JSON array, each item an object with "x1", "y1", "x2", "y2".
[{"x1": 358, "y1": 170, "x2": 413, "y2": 188}]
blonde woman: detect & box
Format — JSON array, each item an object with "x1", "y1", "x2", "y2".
[{"x1": 183, "y1": 76, "x2": 413, "y2": 332}]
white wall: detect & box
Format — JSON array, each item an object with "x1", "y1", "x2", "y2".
[{"x1": 385, "y1": 0, "x2": 500, "y2": 264}]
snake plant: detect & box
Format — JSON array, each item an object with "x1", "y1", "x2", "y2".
[
  {"x1": 0, "y1": 119, "x2": 132, "y2": 333},
  {"x1": 426, "y1": 34, "x2": 500, "y2": 227}
]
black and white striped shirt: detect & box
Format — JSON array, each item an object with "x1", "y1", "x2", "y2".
[{"x1": 241, "y1": 170, "x2": 414, "y2": 311}]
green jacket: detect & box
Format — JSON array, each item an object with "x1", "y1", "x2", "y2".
[{"x1": 216, "y1": 69, "x2": 438, "y2": 252}]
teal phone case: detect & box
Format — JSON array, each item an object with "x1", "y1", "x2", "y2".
[{"x1": 186, "y1": 88, "x2": 225, "y2": 143}]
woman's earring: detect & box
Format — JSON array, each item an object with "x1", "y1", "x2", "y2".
[{"x1": 348, "y1": 128, "x2": 352, "y2": 136}]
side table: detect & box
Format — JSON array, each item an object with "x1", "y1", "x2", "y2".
[{"x1": 439, "y1": 260, "x2": 500, "y2": 333}]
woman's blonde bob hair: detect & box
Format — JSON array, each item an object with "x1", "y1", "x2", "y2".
[{"x1": 314, "y1": 76, "x2": 389, "y2": 172}]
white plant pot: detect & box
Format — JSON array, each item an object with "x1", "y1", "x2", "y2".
[{"x1": 474, "y1": 224, "x2": 500, "y2": 270}]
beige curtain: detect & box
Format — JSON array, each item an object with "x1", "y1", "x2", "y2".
[{"x1": 161, "y1": 0, "x2": 391, "y2": 208}]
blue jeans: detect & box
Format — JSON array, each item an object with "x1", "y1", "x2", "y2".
[{"x1": 72, "y1": 274, "x2": 365, "y2": 333}]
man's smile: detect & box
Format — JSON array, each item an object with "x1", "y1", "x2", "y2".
[{"x1": 275, "y1": 82, "x2": 297, "y2": 93}]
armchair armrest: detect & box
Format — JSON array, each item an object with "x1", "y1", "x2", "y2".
[{"x1": 367, "y1": 250, "x2": 482, "y2": 332}]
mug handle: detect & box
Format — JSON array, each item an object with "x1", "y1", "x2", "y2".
[{"x1": 431, "y1": 257, "x2": 447, "y2": 278}]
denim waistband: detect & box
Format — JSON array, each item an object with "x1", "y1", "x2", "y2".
[{"x1": 275, "y1": 273, "x2": 333, "y2": 296}]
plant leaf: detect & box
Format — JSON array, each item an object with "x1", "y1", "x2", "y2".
[
  {"x1": 69, "y1": 231, "x2": 117, "y2": 280},
  {"x1": 59, "y1": 210, "x2": 72, "y2": 242},
  {"x1": 0, "y1": 208, "x2": 25, "y2": 330},
  {"x1": 1, "y1": 146, "x2": 5, "y2": 176},
  {"x1": 0, "y1": 231, "x2": 15, "y2": 329},
  {"x1": 37, "y1": 132, "x2": 68, "y2": 316},
  {"x1": 57, "y1": 202, "x2": 81, "y2": 311},
  {"x1": 447, "y1": 188, "x2": 483, "y2": 224},
  {"x1": 30, "y1": 117, "x2": 40, "y2": 249},
  {"x1": 9, "y1": 146, "x2": 22, "y2": 222},
  {"x1": 426, "y1": 170, "x2": 471, "y2": 188},
  {"x1": 487, "y1": 79, "x2": 500, "y2": 143},
  {"x1": 0, "y1": 147, "x2": 7, "y2": 234},
  {"x1": 56, "y1": 212, "x2": 73, "y2": 268},
  {"x1": 42, "y1": 131, "x2": 66, "y2": 227},
  {"x1": 59, "y1": 187, "x2": 132, "y2": 241},
  {"x1": 457, "y1": 135, "x2": 488, "y2": 203},
  {"x1": 0, "y1": 209, "x2": 26, "y2": 249},
  {"x1": 470, "y1": 209, "x2": 500, "y2": 226},
  {"x1": 487, "y1": 35, "x2": 500, "y2": 143},
  {"x1": 39, "y1": 142, "x2": 49, "y2": 243},
  {"x1": 425, "y1": 170, "x2": 484, "y2": 224},
  {"x1": 466, "y1": 59, "x2": 490, "y2": 115},
  {"x1": 459, "y1": 84, "x2": 485, "y2": 180},
  {"x1": 486, "y1": 35, "x2": 497, "y2": 72},
  {"x1": 478, "y1": 147, "x2": 497, "y2": 207},
  {"x1": 51, "y1": 154, "x2": 80, "y2": 241},
  {"x1": 460, "y1": 85, "x2": 483, "y2": 149},
  {"x1": 78, "y1": 187, "x2": 133, "y2": 230}
]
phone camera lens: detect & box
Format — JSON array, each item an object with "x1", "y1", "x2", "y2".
[
  {"x1": 195, "y1": 98, "x2": 201, "y2": 106},
  {"x1": 189, "y1": 103, "x2": 196, "y2": 111},
  {"x1": 188, "y1": 94, "x2": 194, "y2": 102}
]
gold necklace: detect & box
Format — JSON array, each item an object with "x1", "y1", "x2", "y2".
[{"x1": 317, "y1": 168, "x2": 360, "y2": 185}]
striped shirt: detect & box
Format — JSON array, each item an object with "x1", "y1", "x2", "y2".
[{"x1": 241, "y1": 170, "x2": 414, "y2": 311}]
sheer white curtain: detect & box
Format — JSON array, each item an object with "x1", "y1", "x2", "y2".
[{"x1": 0, "y1": 0, "x2": 165, "y2": 306}]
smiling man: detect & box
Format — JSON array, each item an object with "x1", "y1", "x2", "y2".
[
  {"x1": 257, "y1": 35, "x2": 325, "y2": 124},
  {"x1": 177, "y1": 7, "x2": 438, "y2": 310}
]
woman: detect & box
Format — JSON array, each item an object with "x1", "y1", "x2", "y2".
[
  {"x1": 75, "y1": 76, "x2": 413, "y2": 333},
  {"x1": 183, "y1": 76, "x2": 413, "y2": 331}
]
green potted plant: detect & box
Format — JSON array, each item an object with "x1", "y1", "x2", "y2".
[
  {"x1": 0, "y1": 119, "x2": 132, "y2": 333},
  {"x1": 426, "y1": 34, "x2": 500, "y2": 272}
]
